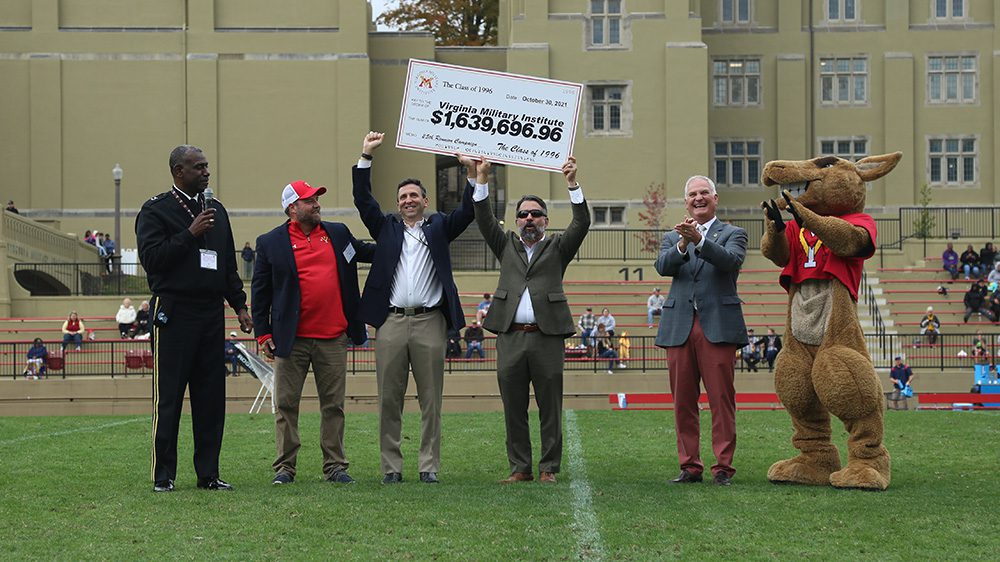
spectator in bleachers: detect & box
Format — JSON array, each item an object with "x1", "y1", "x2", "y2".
[
  {"x1": 84, "y1": 230, "x2": 95, "y2": 245},
  {"x1": 464, "y1": 321, "x2": 485, "y2": 359},
  {"x1": 24, "y1": 338, "x2": 48, "y2": 379},
  {"x1": 647, "y1": 287, "x2": 665, "y2": 328},
  {"x1": 597, "y1": 307, "x2": 617, "y2": 338},
  {"x1": 960, "y1": 244, "x2": 981, "y2": 280},
  {"x1": 115, "y1": 297, "x2": 137, "y2": 338},
  {"x1": 61, "y1": 311, "x2": 85, "y2": 350},
  {"x1": 963, "y1": 281, "x2": 994, "y2": 322},
  {"x1": 240, "y1": 242, "x2": 255, "y2": 280},
  {"x1": 981, "y1": 242, "x2": 997, "y2": 271},
  {"x1": 740, "y1": 328, "x2": 760, "y2": 372},
  {"x1": 594, "y1": 323, "x2": 618, "y2": 374},
  {"x1": 5, "y1": 200, "x2": 19, "y2": 214},
  {"x1": 224, "y1": 332, "x2": 241, "y2": 376},
  {"x1": 919, "y1": 306, "x2": 941, "y2": 346},
  {"x1": 761, "y1": 328, "x2": 783, "y2": 371},
  {"x1": 475, "y1": 293, "x2": 492, "y2": 324},
  {"x1": 578, "y1": 307, "x2": 596, "y2": 349},
  {"x1": 988, "y1": 263, "x2": 1000, "y2": 285},
  {"x1": 103, "y1": 235, "x2": 116, "y2": 273},
  {"x1": 445, "y1": 330, "x2": 463, "y2": 359},
  {"x1": 889, "y1": 356, "x2": 915, "y2": 400},
  {"x1": 942, "y1": 242, "x2": 959, "y2": 280},
  {"x1": 132, "y1": 300, "x2": 151, "y2": 338},
  {"x1": 617, "y1": 330, "x2": 630, "y2": 369}
]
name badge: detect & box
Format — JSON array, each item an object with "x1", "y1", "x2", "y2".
[
  {"x1": 343, "y1": 242, "x2": 356, "y2": 264},
  {"x1": 200, "y1": 249, "x2": 218, "y2": 270}
]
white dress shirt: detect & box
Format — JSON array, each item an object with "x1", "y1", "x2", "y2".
[{"x1": 358, "y1": 158, "x2": 443, "y2": 308}]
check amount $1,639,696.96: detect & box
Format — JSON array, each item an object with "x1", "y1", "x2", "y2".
[{"x1": 430, "y1": 110, "x2": 563, "y2": 142}]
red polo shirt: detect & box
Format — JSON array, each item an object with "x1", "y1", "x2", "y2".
[{"x1": 288, "y1": 221, "x2": 347, "y2": 339}]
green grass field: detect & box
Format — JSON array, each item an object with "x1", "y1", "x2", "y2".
[{"x1": 1, "y1": 409, "x2": 996, "y2": 560}]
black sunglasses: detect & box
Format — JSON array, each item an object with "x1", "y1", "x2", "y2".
[{"x1": 516, "y1": 209, "x2": 547, "y2": 219}]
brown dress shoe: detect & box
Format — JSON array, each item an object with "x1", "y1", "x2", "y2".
[
  {"x1": 499, "y1": 472, "x2": 533, "y2": 484},
  {"x1": 539, "y1": 472, "x2": 557, "y2": 483}
]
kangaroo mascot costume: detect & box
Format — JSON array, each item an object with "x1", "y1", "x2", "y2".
[{"x1": 760, "y1": 152, "x2": 902, "y2": 491}]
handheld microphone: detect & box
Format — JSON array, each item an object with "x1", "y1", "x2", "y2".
[{"x1": 203, "y1": 187, "x2": 214, "y2": 211}]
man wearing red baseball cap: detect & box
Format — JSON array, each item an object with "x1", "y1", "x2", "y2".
[{"x1": 252, "y1": 179, "x2": 375, "y2": 485}]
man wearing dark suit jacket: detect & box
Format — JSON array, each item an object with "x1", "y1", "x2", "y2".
[
  {"x1": 473, "y1": 155, "x2": 590, "y2": 484},
  {"x1": 353, "y1": 131, "x2": 476, "y2": 484},
  {"x1": 654, "y1": 175, "x2": 748, "y2": 486},
  {"x1": 252, "y1": 180, "x2": 375, "y2": 485}
]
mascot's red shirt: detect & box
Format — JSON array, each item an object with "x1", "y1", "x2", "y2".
[{"x1": 779, "y1": 213, "x2": 876, "y2": 302}]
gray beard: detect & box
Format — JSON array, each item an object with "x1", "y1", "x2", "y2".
[{"x1": 520, "y1": 224, "x2": 545, "y2": 243}]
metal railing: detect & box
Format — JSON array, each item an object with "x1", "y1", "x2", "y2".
[
  {"x1": 13, "y1": 261, "x2": 148, "y2": 296},
  {"x1": 4, "y1": 333, "x2": 991, "y2": 379}
]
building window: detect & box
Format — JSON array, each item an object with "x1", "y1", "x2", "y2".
[
  {"x1": 721, "y1": 0, "x2": 750, "y2": 24},
  {"x1": 590, "y1": 0, "x2": 622, "y2": 46},
  {"x1": 929, "y1": 137, "x2": 976, "y2": 185},
  {"x1": 928, "y1": 55, "x2": 976, "y2": 104},
  {"x1": 713, "y1": 140, "x2": 761, "y2": 187},
  {"x1": 592, "y1": 205, "x2": 626, "y2": 226},
  {"x1": 820, "y1": 56, "x2": 867, "y2": 105},
  {"x1": 588, "y1": 85, "x2": 627, "y2": 133},
  {"x1": 933, "y1": 0, "x2": 965, "y2": 19},
  {"x1": 819, "y1": 138, "x2": 868, "y2": 161},
  {"x1": 826, "y1": 0, "x2": 858, "y2": 22},
  {"x1": 713, "y1": 58, "x2": 760, "y2": 107}
]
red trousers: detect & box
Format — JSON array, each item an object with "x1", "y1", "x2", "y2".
[{"x1": 666, "y1": 314, "x2": 737, "y2": 477}]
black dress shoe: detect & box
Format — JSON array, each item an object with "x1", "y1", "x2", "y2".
[
  {"x1": 153, "y1": 479, "x2": 174, "y2": 492},
  {"x1": 669, "y1": 470, "x2": 703, "y2": 484},
  {"x1": 197, "y1": 477, "x2": 234, "y2": 491},
  {"x1": 419, "y1": 472, "x2": 439, "y2": 484},
  {"x1": 382, "y1": 472, "x2": 403, "y2": 484},
  {"x1": 713, "y1": 472, "x2": 733, "y2": 486}
]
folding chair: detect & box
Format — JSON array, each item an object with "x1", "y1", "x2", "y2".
[{"x1": 233, "y1": 342, "x2": 275, "y2": 415}]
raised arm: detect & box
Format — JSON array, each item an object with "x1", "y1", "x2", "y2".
[
  {"x1": 469, "y1": 156, "x2": 507, "y2": 259},
  {"x1": 352, "y1": 131, "x2": 388, "y2": 239},
  {"x1": 557, "y1": 157, "x2": 591, "y2": 265}
]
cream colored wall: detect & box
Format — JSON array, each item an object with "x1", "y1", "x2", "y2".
[{"x1": 0, "y1": 0, "x2": 998, "y2": 253}]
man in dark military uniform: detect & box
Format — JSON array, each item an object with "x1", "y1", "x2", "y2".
[{"x1": 136, "y1": 145, "x2": 252, "y2": 493}]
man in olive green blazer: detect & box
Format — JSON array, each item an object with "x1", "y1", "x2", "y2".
[{"x1": 471, "y1": 155, "x2": 590, "y2": 484}]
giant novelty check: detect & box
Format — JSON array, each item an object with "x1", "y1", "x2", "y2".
[{"x1": 396, "y1": 59, "x2": 582, "y2": 172}]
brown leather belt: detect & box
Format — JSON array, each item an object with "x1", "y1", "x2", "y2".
[{"x1": 509, "y1": 323, "x2": 539, "y2": 333}]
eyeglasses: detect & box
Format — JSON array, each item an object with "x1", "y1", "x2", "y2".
[{"x1": 516, "y1": 209, "x2": 547, "y2": 219}]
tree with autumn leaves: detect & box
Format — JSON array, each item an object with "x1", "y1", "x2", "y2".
[
  {"x1": 635, "y1": 182, "x2": 667, "y2": 253},
  {"x1": 377, "y1": 0, "x2": 498, "y2": 46}
]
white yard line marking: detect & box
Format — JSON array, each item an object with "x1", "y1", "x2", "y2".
[
  {"x1": 564, "y1": 409, "x2": 606, "y2": 561},
  {"x1": 0, "y1": 417, "x2": 145, "y2": 447}
]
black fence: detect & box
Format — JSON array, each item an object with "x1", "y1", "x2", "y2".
[{"x1": 5, "y1": 333, "x2": 994, "y2": 380}]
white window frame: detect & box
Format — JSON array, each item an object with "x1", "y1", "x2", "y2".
[
  {"x1": 927, "y1": 54, "x2": 977, "y2": 104},
  {"x1": 591, "y1": 204, "x2": 627, "y2": 227},
  {"x1": 588, "y1": 0, "x2": 623, "y2": 47},
  {"x1": 928, "y1": 136, "x2": 977, "y2": 187},
  {"x1": 826, "y1": 0, "x2": 859, "y2": 22},
  {"x1": 932, "y1": 0, "x2": 967, "y2": 20},
  {"x1": 712, "y1": 138, "x2": 763, "y2": 188},
  {"x1": 818, "y1": 137, "x2": 869, "y2": 161},
  {"x1": 712, "y1": 57, "x2": 761, "y2": 107},
  {"x1": 819, "y1": 56, "x2": 868, "y2": 106},
  {"x1": 586, "y1": 83, "x2": 631, "y2": 136},
  {"x1": 720, "y1": 0, "x2": 751, "y2": 25}
]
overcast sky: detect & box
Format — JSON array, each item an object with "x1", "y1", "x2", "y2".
[{"x1": 368, "y1": 0, "x2": 394, "y2": 30}]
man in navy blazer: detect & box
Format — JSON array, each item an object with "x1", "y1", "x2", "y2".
[
  {"x1": 353, "y1": 131, "x2": 475, "y2": 484},
  {"x1": 252, "y1": 180, "x2": 375, "y2": 486}
]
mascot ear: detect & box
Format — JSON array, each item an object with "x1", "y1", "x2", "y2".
[{"x1": 856, "y1": 152, "x2": 903, "y2": 182}]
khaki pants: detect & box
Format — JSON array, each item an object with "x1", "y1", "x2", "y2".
[
  {"x1": 375, "y1": 310, "x2": 446, "y2": 474},
  {"x1": 273, "y1": 335, "x2": 349, "y2": 479}
]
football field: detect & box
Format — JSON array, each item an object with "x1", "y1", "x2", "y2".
[{"x1": 0, "y1": 409, "x2": 995, "y2": 560}]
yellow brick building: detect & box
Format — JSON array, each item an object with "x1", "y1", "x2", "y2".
[{"x1": 1, "y1": 0, "x2": 997, "y2": 248}]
